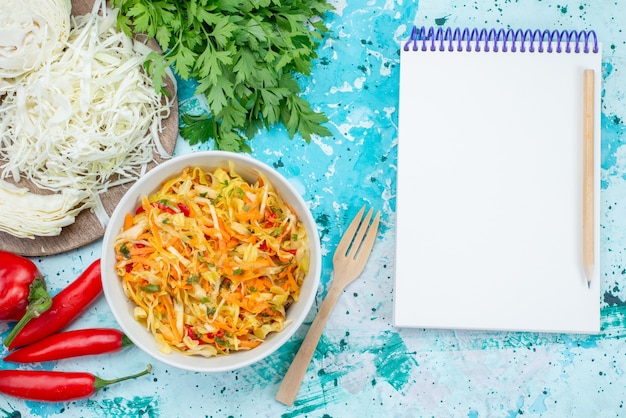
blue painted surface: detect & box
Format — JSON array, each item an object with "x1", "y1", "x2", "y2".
[{"x1": 2, "y1": 0, "x2": 626, "y2": 416}]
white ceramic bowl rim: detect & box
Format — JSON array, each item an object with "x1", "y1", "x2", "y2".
[{"x1": 101, "y1": 151, "x2": 321, "y2": 372}]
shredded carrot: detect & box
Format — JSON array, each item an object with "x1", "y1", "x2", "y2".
[
  {"x1": 161, "y1": 294, "x2": 182, "y2": 342},
  {"x1": 238, "y1": 339, "x2": 262, "y2": 349},
  {"x1": 113, "y1": 164, "x2": 310, "y2": 357},
  {"x1": 124, "y1": 213, "x2": 134, "y2": 230}
]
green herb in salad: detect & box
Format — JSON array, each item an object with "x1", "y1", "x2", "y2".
[{"x1": 111, "y1": 0, "x2": 334, "y2": 152}]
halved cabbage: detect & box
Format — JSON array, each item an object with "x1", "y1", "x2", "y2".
[{"x1": 0, "y1": 0, "x2": 71, "y2": 91}]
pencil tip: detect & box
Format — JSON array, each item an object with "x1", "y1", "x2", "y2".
[{"x1": 584, "y1": 265, "x2": 594, "y2": 288}]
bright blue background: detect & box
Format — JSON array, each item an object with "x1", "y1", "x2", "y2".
[{"x1": 2, "y1": 0, "x2": 626, "y2": 416}]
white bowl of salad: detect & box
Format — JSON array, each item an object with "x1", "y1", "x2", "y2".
[{"x1": 101, "y1": 150, "x2": 321, "y2": 372}]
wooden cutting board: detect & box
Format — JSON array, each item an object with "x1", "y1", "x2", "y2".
[{"x1": 0, "y1": 0, "x2": 178, "y2": 257}]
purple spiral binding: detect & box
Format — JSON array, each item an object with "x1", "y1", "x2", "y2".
[{"x1": 403, "y1": 26, "x2": 599, "y2": 54}]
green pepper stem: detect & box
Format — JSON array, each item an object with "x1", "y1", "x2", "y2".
[
  {"x1": 3, "y1": 276, "x2": 52, "y2": 348},
  {"x1": 94, "y1": 364, "x2": 153, "y2": 392},
  {"x1": 121, "y1": 333, "x2": 134, "y2": 348}
]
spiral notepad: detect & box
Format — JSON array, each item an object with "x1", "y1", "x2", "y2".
[{"x1": 393, "y1": 26, "x2": 602, "y2": 333}]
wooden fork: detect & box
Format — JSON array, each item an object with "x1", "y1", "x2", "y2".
[{"x1": 275, "y1": 205, "x2": 381, "y2": 406}]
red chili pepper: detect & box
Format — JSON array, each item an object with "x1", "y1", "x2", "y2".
[
  {"x1": 5, "y1": 258, "x2": 102, "y2": 350},
  {"x1": 3, "y1": 328, "x2": 132, "y2": 363},
  {"x1": 0, "y1": 251, "x2": 52, "y2": 343},
  {"x1": 0, "y1": 364, "x2": 152, "y2": 402}
]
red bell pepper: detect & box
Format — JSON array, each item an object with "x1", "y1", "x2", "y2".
[
  {"x1": 0, "y1": 251, "x2": 52, "y2": 338},
  {"x1": 177, "y1": 202, "x2": 191, "y2": 217},
  {"x1": 3, "y1": 328, "x2": 132, "y2": 363},
  {"x1": 0, "y1": 364, "x2": 152, "y2": 402},
  {"x1": 151, "y1": 199, "x2": 177, "y2": 214},
  {"x1": 5, "y1": 258, "x2": 102, "y2": 350}
]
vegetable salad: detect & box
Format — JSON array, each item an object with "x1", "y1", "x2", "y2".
[{"x1": 113, "y1": 164, "x2": 310, "y2": 356}]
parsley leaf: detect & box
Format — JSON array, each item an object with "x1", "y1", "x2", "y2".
[{"x1": 111, "y1": 0, "x2": 333, "y2": 152}]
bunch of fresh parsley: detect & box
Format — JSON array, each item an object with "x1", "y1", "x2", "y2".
[{"x1": 111, "y1": 0, "x2": 334, "y2": 152}]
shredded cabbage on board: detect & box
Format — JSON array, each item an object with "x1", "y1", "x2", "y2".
[
  {"x1": 0, "y1": 0, "x2": 171, "y2": 238},
  {"x1": 113, "y1": 165, "x2": 310, "y2": 356}
]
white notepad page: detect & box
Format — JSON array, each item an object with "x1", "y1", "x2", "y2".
[{"x1": 394, "y1": 28, "x2": 602, "y2": 333}]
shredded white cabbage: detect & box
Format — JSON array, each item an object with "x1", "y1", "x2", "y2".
[
  {"x1": 0, "y1": 180, "x2": 88, "y2": 238},
  {"x1": 0, "y1": 0, "x2": 172, "y2": 236},
  {"x1": 0, "y1": 0, "x2": 71, "y2": 92}
]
